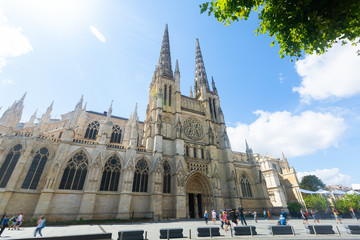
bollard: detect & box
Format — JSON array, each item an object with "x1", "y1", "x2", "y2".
[
  {"x1": 145, "y1": 230, "x2": 147, "y2": 240},
  {"x1": 291, "y1": 226, "x2": 295, "y2": 236},
  {"x1": 336, "y1": 226, "x2": 341, "y2": 235},
  {"x1": 167, "y1": 229, "x2": 170, "y2": 240},
  {"x1": 209, "y1": 227, "x2": 212, "y2": 238},
  {"x1": 313, "y1": 226, "x2": 317, "y2": 236},
  {"x1": 230, "y1": 227, "x2": 233, "y2": 237},
  {"x1": 250, "y1": 226, "x2": 253, "y2": 237},
  {"x1": 189, "y1": 229, "x2": 191, "y2": 239}
]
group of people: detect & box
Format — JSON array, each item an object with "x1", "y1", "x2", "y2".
[
  {"x1": 300, "y1": 208, "x2": 342, "y2": 224},
  {"x1": 204, "y1": 205, "x2": 255, "y2": 232},
  {"x1": 0, "y1": 213, "x2": 46, "y2": 237}
]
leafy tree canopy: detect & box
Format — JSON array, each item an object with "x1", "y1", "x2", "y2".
[
  {"x1": 300, "y1": 175, "x2": 325, "y2": 191},
  {"x1": 200, "y1": 0, "x2": 360, "y2": 59},
  {"x1": 287, "y1": 201, "x2": 302, "y2": 213},
  {"x1": 304, "y1": 194, "x2": 328, "y2": 212}
]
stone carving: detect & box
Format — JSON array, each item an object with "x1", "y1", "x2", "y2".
[{"x1": 183, "y1": 118, "x2": 204, "y2": 140}]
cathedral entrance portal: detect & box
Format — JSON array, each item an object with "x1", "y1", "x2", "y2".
[{"x1": 186, "y1": 172, "x2": 213, "y2": 218}]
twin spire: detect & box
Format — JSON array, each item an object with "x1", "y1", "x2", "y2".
[{"x1": 157, "y1": 25, "x2": 215, "y2": 96}]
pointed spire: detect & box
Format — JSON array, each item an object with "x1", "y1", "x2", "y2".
[
  {"x1": 17, "y1": 92, "x2": 27, "y2": 106},
  {"x1": 190, "y1": 86, "x2": 193, "y2": 98},
  {"x1": 175, "y1": 59, "x2": 179, "y2": 73},
  {"x1": 245, "y1": 139, "x2": 250, "y2": 151},
  {"x1": 158, "y1": 24, "x2": 173, "y2": 79},
  {"x1": 24, "y1": 109, "x2": 37, "y2": 128},
  {"x1": 211, "y1": 76, "x2": 218, "y2": 94},
  {"x1": 106, "y1": 100, "x2": 113, "y2": 123},
  {"x1": 194, "y1": 38, "x2": 209, "y2": 94},
  {"x1": 132, "y1": 103, "x2": 138, "y2": 122},
  {"x1": 40, "y1": 101, "x2": 54, "y2": 124}
]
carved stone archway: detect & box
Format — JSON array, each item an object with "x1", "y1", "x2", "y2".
[{"x1": 185, "y1": 171, "x2": 213, "y2": 218}]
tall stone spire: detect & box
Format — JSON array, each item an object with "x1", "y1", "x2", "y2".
[
  {"x1": 158, "y1": 24, "x2": 173, "y2": 79},
  {"x1": 190, "y1": 86, "x2": 193, "y2": 98},
  {"x1": 0, "y1": 93, "x2": 26, "y2": 128},
  {"x1": 24, "y1": 109, "x2": 37, "y2": 128},
  {"x1": 211, "y1": 76, "x2": 218, "y2": 94},
  {"x1": 194, "y1": 38, "x2": 209, "y2": 95},
  {"x1": 106, "y1": 100, "x2": 113, "y2": 123},
  {"x1": 40, "y1": 100, "x2": 54, "y2": 124},
  {"x1": 68, "y1": 95, "x2": 83, "y2": 129}
]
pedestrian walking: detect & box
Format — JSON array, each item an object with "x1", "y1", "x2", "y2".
[
  {"x1": 219, "y1": 210, "x2": 224, "y2": 229},
  {"x1": 204, "y1": 210, "x2": 208, "y2": 224},
  {"x1": 211, "y1": 210, "x2": 216, "y2": 224},
  {"x1": 332, "y1": 208, "x2": 342, "y2": 224},
  {"x1": 224, "y1": 211, "x2": 231, "y2": 232},
  {"x1": 300, "y1": 208, "x2": 308, "y2": 224},
  {"x1": 311, "y1": 209, "x2": 320, "y2": 224},
  {"x1": 8, "y1": 215, "x2": 17, "y2": 230},
  {"x1": 15, "y1": 213, "x2": 24, "y2": 230},
  {"x1": 263, "y1": 209, "x2": 267, "y2": 220},
  {"x1": 34, "y1": 215, "x2": 46, "y2": 237},
  {"x1": 237, "y1": 204, "x2": 247, "y2": 226},
  {"x1": 0, "y1": 215, "x2": 9, "y2": 237}
]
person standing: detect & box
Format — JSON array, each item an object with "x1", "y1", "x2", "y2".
[
  {"x1": 0, "y1": 215, "x2": 9, "y2": 237},
  {"x1": 224, "y1": 211, "x2": 231, "y2": 232},
  {"x1": 15, "y1": 213, "x2": 23, "y2": 230},
  {"x1": 219, "y1": 210, "x2": 224, "y2": 229},
  {"x1": 34, "y1": 216, "x2": 46, "y2": 237},
  {"x1": 300, "y1": 208, "x2": 308, "y2": 224},
  {"x1": 332, "y1": 208, "x2": 342, "y2": 224},
  {"x1": 311, "y1": 209, "x2": 320, "y2": 224},
  {"x1": 237, "y1": 204, "x2": 247, "y2": 226},
  {"x1": 211, "y1": 210, "x2": 216, "y2": 224},
  {"x1": 263, "y1": 209, "x2": 267, "y2": 220},
  {"x1": 253, "y1": 211, "x2": 258, "y2": 223},
  {"x1": 204, "y1": 210, "x2": 209, "y2": 224}
]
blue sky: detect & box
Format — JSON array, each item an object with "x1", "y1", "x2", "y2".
[{"x1": 1, "y1": 0, "x2": 360, "y2": 187}]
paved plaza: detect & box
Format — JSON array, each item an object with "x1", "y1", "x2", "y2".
[{"x1": 1, "y1": 218, "x2": 360, "y2": 239}]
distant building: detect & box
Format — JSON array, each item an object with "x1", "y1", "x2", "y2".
[{"x1": 0, "y1": 25, "x2": 303, "y2": 220}]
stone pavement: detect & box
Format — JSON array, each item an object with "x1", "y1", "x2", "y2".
[{"x1": 1, "y1": 218, "x2": 360, "y2": 240}]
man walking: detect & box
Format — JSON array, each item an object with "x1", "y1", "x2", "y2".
[{"x1": 237, "y1": 204, "x2": 247, "y2": 226}]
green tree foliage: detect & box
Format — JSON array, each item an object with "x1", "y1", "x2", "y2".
[
  {"x1": 334, "y1": 193, "x2": 360, "y2": 213},
  {"x1": 334, "y1": 198, "x2": 350, "y2": 213},
  {"x1": 343, "y1": 193, "x2": 360, "y2": 210},
  {"x1": 300, "y1": 175, "x2": 325, "y2": 191},
  {"x1": 200, "y1": 0, "x2": 360, "y2": 59},
  {"x1": 287, "y1": 201, "x2": 302, "y2": 213},
  {"x1": 304, "y1": 194, "x2": 328, "y2": 212}
]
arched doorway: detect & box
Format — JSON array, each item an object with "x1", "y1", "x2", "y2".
[{"x1": 185, "y1": 171, "x2": 213, "y2": 218}]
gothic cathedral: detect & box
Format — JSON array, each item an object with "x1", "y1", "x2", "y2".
[{"x1": 0, "y1": 25, "x2": 303, "y2": 220}]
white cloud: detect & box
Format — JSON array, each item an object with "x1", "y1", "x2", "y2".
[
  {"x1": 293, "y1": 42, "x2": 360, "y2": 102},
  {"x1": 89, "y1": 25, "x2": 106, "y2": 43},
  {"x1": 0, "y1": 10, "x2": 33, "y2": 72},
  {"x1": 2, "y1": 79, "x2": 14, "y2": 85},
  {"x1": 227, "y1": 110, "x2": 346, "y2": 158},
  {"x1": 297, "y1": 168, "x2": 352, "y2": 186}
]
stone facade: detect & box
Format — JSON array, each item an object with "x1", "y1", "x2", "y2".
[{"x1": 0, "y1": 25, "x2": 303, "y2": 220}]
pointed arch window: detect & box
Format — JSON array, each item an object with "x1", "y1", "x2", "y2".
[
  {"x1": 84, "y1": 121, "x2": 99, "y2": 140},
  {"x1": 163, "y1": 161, "x2": 171, "y2": 193},
  {"x1": 240, "y1": 174, "x2": 252, "y2": 198},
  {"x1": 132, "y1": 159, "x2": 149, "y2": 192},
  {"x1": 0, "y1": 144, "x2": 23, "y2": 188},
  {"x1": 21, "y1": 147, "x2": 49, "y2": 189},
  {"x1": 59, "y1": 151, "x2": 88, "y2": 190},
  {"x1": 193, "y1": 147, "x2": 197, "y2": 158},
  {"x1": 185, "y1": 146, "x2": 189, "y2": 157},
  {"x1": 213, "y1": 98, "x2": 217, "y2": 118},
  {"x1": 110, "y1": 125, "x2": 122, "y2": 143},
  {"x1": 201, "y1": 148, "x2": 205, "y2": 159},
  {"x1": 164, "y1": 85, "x2": 167, "y2": 105},
  {"x1": 169, "y1": 86, "x2": 172, "y2": 106},
  {"x1": 100, "y1": 155, "x2": 121, "y2": 191}
]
